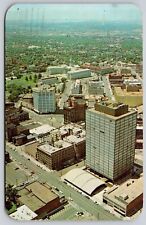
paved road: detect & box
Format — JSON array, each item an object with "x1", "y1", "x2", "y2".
[
  {"x1": 131, "y1": 68, "x2": 143, "y2": 85},
  {"x1": 59, "y1": 80, "x2": 72, "y2": 109},
  {"x1": 6, "y1": 145, "x2": 118, "y2": 220},
  {"x1": 51, "y1": 205, "x2": 78, "y2": 220},
  {"x1": 102, "y1": 75, "x2": 115, "y2": 101},
  {"x1": 23, "y1": 107, "x2": 64, "y2": 128}
]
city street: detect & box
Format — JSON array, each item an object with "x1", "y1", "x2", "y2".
[
  {"x1": 102, "y1": 75, "x2": 115, "y2": 101},
  {"x1": 6, "y1": 144, "x2": 118, "y2": 220},
  {"x1": 22, "y1": 107, "x2": 64, "y2": 128},
  {"x1": 59, "y1": 80, "x2": 72, "y2": 109}
]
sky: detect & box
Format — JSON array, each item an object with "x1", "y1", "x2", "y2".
[{"x1": 6, "y1": 3, "x2": 142, "y2": 24}]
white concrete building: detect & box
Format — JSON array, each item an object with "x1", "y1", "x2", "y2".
[
  {"x1": 10, "y1": 205, "x2": 37, "y2": 220},
  {"x1": 68, "y1": 69, "x2": 91, "y2": 79}
]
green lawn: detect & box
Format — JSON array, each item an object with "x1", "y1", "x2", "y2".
[
  {"x1": 6, "y1": 74, "x2": 38, "y2": 89},
  {"x1": 7, "y1": 202, "x2": 17, "y2": 215}
]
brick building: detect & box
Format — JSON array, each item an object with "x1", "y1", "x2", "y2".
[
  {"x1": 64, "y1": 97, "x2": 87, "y2": 124},
  {"x1": 103, "y1": 177, "x2": 143, "y2": 216},
  {"x1": 18, "y1": 181, "x2": 64, "y2": 219},
  {"x1": 37, "y1": 133, "x2": 85, "y2": 170}
]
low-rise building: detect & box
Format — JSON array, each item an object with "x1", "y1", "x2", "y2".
[
  {"x1": 88, "y1": 80, "x2": 104, "y2": 95},
  {"x1": 65, "y1": 134, "x2": 86, "y2": 160},
  {"x1": 18, "y1": 181, "x2": 64, "y2": 219},
  {"x1": 30, "y1": 124, "x2": 55, "y2": 139},
  {"x1": 114, "y1": 86, "x2": 143, "y2": 107},
  {"x1": 10, "y1": 205, "x2": 38, "y2": 220},
  {"x1": 71, "y1": 80, "x2": 82, "y2": 94},
  {"x1": 37, "y1": 129, "x2": 86, "y2": 170},
  {"x1": 37, "y1": 141, "x2": 75, "y2": 170},
  {"x1": 64, "y1": 97, "x2": 87, "y2": 124},
  {"x1": 41, "y1": 77, "x2": 59, "y2": 85},
  {"x1": 20, "y1": 93, "x2": 33, "y2": 110},
  {"x1": 135, "y1": 126, "x2": 143, "y2": 149},
  {"x1": 6, "y1": 108, "x2": 29, "y2": 125},
  {"x1": 103, "y1": 177, "x2": 143, "y2": 216},
  {"x1": 68, "y1": 69, "x2": 91, "y2": 79},
  {"x1": 47, "y1": 65, "x2": 68, "y2": 75},
  {"x1": 6, "y1": 123, "x2": 30, "y2": 144},
  {"x1": 12, "y1": 133, "x2": 27, "y2": 146},
  {"x1": 24, "y1": 140, "x2": 39, "y2": 158}
]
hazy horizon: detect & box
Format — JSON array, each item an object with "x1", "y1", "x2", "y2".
[{"x1": 6, "y1": 3, "x2": 142, "y2": 24}]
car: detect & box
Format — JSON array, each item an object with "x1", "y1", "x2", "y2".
[
  {"x1": 85, "y1": 195, "x2": 90, "y2": 199},
  {"x1": 94, "y1": 201, "x2": 99, "y2": 205},
  {"x1": 15, "y1": 167, "x2": 19, "y2": 170},
  {"x1": 76, "y1": 212, "x2": 84, "y2": 216}
]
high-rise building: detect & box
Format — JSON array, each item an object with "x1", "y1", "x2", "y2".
[
  {"x1": 86, "y1": 101, "x2": 137, "y2": 181},
  {"x1": 33, "y1": 86, "x2": 56, "y2": 114}
]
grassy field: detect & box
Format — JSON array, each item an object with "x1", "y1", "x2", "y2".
[{"x1": 6, "y1": 73, "x2": 38, "y2": 89}]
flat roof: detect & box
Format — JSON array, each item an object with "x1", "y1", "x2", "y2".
[
  {"x1": 33, "y1": 86, "x2": 55, "y2": 92},
  {"x1": 68, "y1": 69, "x2": 91, "y2": 73},
  {"x1": 65, "y1": 134, "x2": 85, "y2": 144},
  {"x1": 10, "y1": 205, "x2": 37, "y2": 220},
  {"x1": 63, "y1": 168, "x2": 105, "y2": 195},
  {"x1": 30, "y1": 124, "x2": 55, "y2": 136},
  {"x1": 114, "y1": 87, "x2": 143, "y2": 96},
  {"x1": 18, "y1": 182, "x2": 58, "y2": 212},
  {"x1": 87, "y1": 108, "x2": 136, "y2": 120},
  {"x1": 38, "y1": 140, "x2": 72, "y2": 155},
  {"x1": 137, "y1": 105, "x2": 143, "y2": 114},
  {"x1": 104, "y1": 177, "x2": 143, "y2": 208}
]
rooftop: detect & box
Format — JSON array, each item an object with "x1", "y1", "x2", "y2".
[
  {"x1": 65, "y1": 134, "x2": 85, "y2": 144},
  {"x1": 30, "y1": 124, "x2": 55, "y2": 136},
  {"x1": 10, "y1": 205, "x2": 37, "y2": 220},
  {"x1": 114, "y1": 87, "x2": 143, "y2": 96},
  {"x1": 88, "y1": 107, "x2": 136, "y2": 120},
  {"x1": 68, "y1": 68, "x2": 91, "y2": 73},
  {"x1": 63, "y1": 168, "x2": 105, "y2": 195},
  {"x1": 33, "y1": 85, "x2": 55, "y2": 92},
  {"x1": 18, "y1": 182, "x2": 58, "y2": 212},
  {"x1": 38, "y1": 140, "x2": 72, "y2": 155},
  {"x1": 104, "y1": 177, "x2": 143, "y2": 208}
]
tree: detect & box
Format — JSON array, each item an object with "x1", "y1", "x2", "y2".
[
  {"x1": 61, "y1": 77, "x2": 67, "y2": 83},
  {"x1": 33, "y1": 74, "x2": 37, "y2": 83},
  {"x1": 25, "y1": 76, "x2": 28, "y2": 81},
  {"x1": 38, "y1": 73, "x2": 42, "y2": 79},
  {"x1": 29, "y1": 75, "x2": 32, "y2": 80},
  {"x1": 5, "y1": 184, "x2": 19, "y2": 210}
]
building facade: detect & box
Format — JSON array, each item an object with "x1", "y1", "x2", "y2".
[
  {"x1": 33, "y1": 86, "x2": 56, "y2": 113},
  {"x1": 86, "y1": 101, "x2": 137, "y2": 181},
  {"x1": 64, "y1": 97, "x2": 87, "y2": 124},
  {"x1": 103, "y1": 177, "x2": 143, "y2": 216},
  {"x1": 68, "y1": 69, "x2": 91, "y2": 80},
  {"x1": 88, "y1": 80, "x2": 104, "y2": 95}
]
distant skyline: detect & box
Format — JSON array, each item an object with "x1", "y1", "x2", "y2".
[{"x1": 6, "y1": 4, "x2": 142, "y2": 24}]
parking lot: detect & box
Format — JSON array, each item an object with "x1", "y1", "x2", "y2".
[{"x1": 6, "y1": 161, "x2": 31, "y2": 186}]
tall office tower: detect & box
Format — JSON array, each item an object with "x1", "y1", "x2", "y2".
[
  {"x1": 86, "y1": 101, "x2": 137, "y2": 181},
  {"x1": 33, "y1": 86, "x2": 56, "y2": 114}
]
